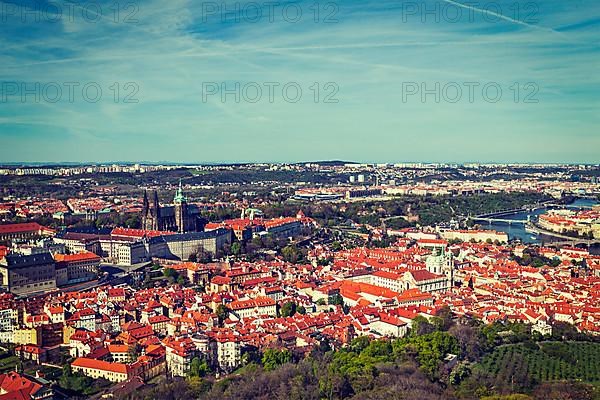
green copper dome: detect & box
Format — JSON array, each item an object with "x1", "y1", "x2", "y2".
[{"x1": 174, "y1": 179, "x2": 187, "y2": 204}]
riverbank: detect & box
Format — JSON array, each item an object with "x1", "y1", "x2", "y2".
[{"x1": 483, "y1": 198, "x2": 599, "y2": 245}]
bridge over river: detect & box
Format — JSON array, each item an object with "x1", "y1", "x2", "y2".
[
  {"x1": 472, "y1": 216, "x2": 529, "y2": 225},
  {"x1": 471, "y1": 200, "x2": 594, "y2": 227}
]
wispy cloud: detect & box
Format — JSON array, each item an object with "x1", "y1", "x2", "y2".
[{"x1": 0, "y1": 0, "x2": 598, "y2": 163}]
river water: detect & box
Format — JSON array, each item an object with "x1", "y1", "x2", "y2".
[{"x1": 482, "y1": 198, "x2": 599, "y2": 245}]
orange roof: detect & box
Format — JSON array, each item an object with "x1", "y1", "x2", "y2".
[
  {"x1": 417, "y1": 239, "x2": 448, "y2": 245},
  {"x1": 396, "y1": 288, "x2": 433, "y2": 302},
  {"x1": 171, "y1": 262, "x2": 206, "y2": 272},
  {"x1": 211, "y1": 276, "x2": 231, "y2": 285},
  {"x1": 108, "y1": 344, "x2": 130, "y2": 353},
  {"x1": 14, "y1": 344, "x2": 45, "y2": 354},
  {"x1": 372, "y1": 270, "x2": 400, "y2": 280},
  {"x1": 410, "y1": 269, "x2": 444, "y2": 282},
  {"x1": 340, "y1": 280, "x2": 400, "y2": 299},
  {"x1": 379, "y1": 313, "x2": 407, "y2": 327},
  {"x1": 54, "y1": 251, "x2": 100, "y2": 263},
  {"x1": 108, "y1": 288, "x2": 126, "y2": 297},
  {"x1": 111, "y1": 227, "x2": 175, "y2": 238},
  {"x1": 149, "y1": 315, "x2": 170, "y2": 324},
  {"x1": 0, "y1": 371, "x2": 42, "y2": 398},
  {"x1": 263, "y1": 217, "x2": 298, "y2": 228},
  {"x1": 229, "y1": 296, "x2": 276, "y2": 310},
  {"x1": 0, "y1": 222, "x2": 54, "y2": 235},
  {"x1": 71, "y1": 357, "x2": 129, "y2": 374}
]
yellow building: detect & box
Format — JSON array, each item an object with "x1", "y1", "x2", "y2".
[
  {"x1": 71, "y1": 358, "x2": 130, "y2": 383},
  {"x1": 13, "y1": 327, "x2": 41, "y2": 345},
  {"x1": 63, "y1": 324, "x2": 76, "y2": 344}
]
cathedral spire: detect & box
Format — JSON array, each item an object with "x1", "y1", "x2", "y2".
[
  {"x1": 153, "y1": 191, "x2": 161, "y2": 217},
  {"x1": 142, "y1": 190, "x2": 149, "y2": 213},
  {"x1": 174, "y1": 178, "x2": 187, "y2": 204}
]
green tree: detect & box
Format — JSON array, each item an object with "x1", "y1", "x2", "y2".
[
  {"x1": 164, "y1": 268, "x2": 177, "y2": 279},
  {"x1": 449, "y1": 361, "x2": 471, "y2": 385},
  {"x1": 410, "y1": 315, "x2": 436, "y2": 336},
  {"x1": 394, "y1": 331, "x2": 460, "y2": 379},
  {"x1": 216, "y1": 304, "x2": 229, "y2": 323},
  {"x1": 261, "y1": 348, "x2": 292, "y2": 371},
  {"x1": 281, "y1": 245, "x2": 303, "y2": 264},
  {"x1": 436, "y1": 305, "x2": 454, "y2": 331},
  {"x1": 189, "y1": 357, "x2": 210, "y2": 377},
  {"x1": 280, "y1": 301, "x2": 297, "y2": 317},
  {"x1": 230, "y1": 242, "x2": 242, "y2": 256},
  {"x1": 128, "y1": 343, "x2": 142, "y2": 362},
  {"x1": 329, "y1": 294, "x2": 344, "y2": 306}
]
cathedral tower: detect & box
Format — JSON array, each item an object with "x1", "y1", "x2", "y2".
[
  {"x1": 174, "y1": 179, "x2": 188, "y2": 233},
  {"x1": 142, "y1": 190, "x2": 159, "y2": 230},
  {"x1": 142, "y1": 190, "x2": 150, "y2": 229},
  {"x1": 152, "y1": 191, "x2": 161, "y2": 230}
]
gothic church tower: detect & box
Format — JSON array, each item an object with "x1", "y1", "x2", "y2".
[{"x1": 174, "y1": 179, "x2": 188, "y2": 233}]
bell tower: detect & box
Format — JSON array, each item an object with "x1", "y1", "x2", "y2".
[{"x1": 174, "y1": 179, "x2": 188, "y2": 233}]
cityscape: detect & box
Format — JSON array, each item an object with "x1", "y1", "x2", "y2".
[
  {"x1": 0, "y1": 163, "x2": 599, "y2": 399},
  {"x1": 1, "y1": 0, "x2": 600, "y2": 399}
]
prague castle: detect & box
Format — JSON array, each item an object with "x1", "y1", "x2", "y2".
[{"x1": 141, "y1": 181, "x2": 200, "y2": 233}]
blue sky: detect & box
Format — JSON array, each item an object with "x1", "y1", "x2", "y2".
[{"x1": 0, "y1": 0, "x2": 598, "y2": 163}]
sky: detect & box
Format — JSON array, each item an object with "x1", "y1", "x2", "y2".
[{"x1": 0, "y1": 0, "x2": 599, "y2": 164}]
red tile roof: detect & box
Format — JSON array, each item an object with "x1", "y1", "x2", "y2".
[
  {"x1": 54, "y1": 251, "x2": 100, "y2": 263},
  {"x1": 0, "y1": 372, "x2": 43, "y2": 399},
  {"x1": 71, "y1": 357, "x2": 129, "y2": 374},
  {"x1": 0, "y1": 222, "x2": 54, "y2": 235},
  {"x1": 111, "y1": 227, "x2": 175, "y2": 239},
  {"x1": 229, "y1": 296, "x2": 276, "y2": 310},
  {"x1": 410, "y1": 269, "x2": 444, "y2": 282}
]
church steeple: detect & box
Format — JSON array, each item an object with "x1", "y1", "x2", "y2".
[
  {"x1": 142, "y1": 190, "x2": 149, "y2": 213},
  {"x1": 173, "y1": 179, "x2": 188, "y2": 233},
  {"x1": 153, "y1": 191, "x2": 161, "y2": 218},
  {"x1": 174, "y1": 179, "x2": 187, "y2": 204}
]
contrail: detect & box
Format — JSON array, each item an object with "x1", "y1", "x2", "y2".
[
  {"x1": 0, "y1": 41, "x2": 490, "y2": 69},
  {"x1": 438, "y1": 0, "x2": 562, "y2": 34}
]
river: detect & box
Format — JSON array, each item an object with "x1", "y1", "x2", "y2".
[{"x1": 482, "y1": 198, "x2": 599, "y2": 245}]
